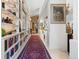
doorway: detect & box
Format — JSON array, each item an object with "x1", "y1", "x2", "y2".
[{"x1": 30, "y1": 16, "x2": 39, "y2": 34}]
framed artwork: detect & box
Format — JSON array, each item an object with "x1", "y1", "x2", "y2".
[{"x1": 50, "y1": 4, "x2": 66, "y2": 24}]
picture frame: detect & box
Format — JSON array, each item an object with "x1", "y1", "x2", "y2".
[{"x1": 50, "y1": 4, "x2": 66, "y2": 24}]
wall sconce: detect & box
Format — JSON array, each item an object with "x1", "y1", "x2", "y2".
[
  {"x1": 66, "y1": 3, "x2": 69, "y2": 15},
  {"x1": 66, "y1": 3, "x2": 72, "y2": 15}
]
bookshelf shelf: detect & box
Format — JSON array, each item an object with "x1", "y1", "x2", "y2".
[{"x1": 2, "y1": 31, "x2": 29, "y2": 59}]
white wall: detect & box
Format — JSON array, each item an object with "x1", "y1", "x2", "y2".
[
  {"x1": 70, "y1": 40, "x2": 78, "y2": 59},
  {"x1": 39, "y1": 0, "x2": 49, "y2": 47},
  {"x1": 49, "y1": 0, "x2": 67, "y2": 52},
  {"x1": 73, "y1": 0, "x2": 78, "y2": 40},
  {"x1": 68, "y1": 0, "x2": 78, "y2": 59},
  {"x1": 67, "y1": 0, "x2": 78, "y2": 40},
  {"x1": 49, "y1": 24, "x2": 67, "y2": 52},
  {"x1": 50, "y1": 0, "x2": 66, "y2": 4},
  {"x1": 30, "y1": 8, "x2": 39, "y2": 16}
]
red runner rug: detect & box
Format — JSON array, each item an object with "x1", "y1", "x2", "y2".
[{"x1": 18, "y1": 35, "x2": 51, "y2": 59}]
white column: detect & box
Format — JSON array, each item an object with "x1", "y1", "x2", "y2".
[
  {"x1": 1, "y1": 39, "x2": 4, "y2": 59},
  {"x1": 25, "y1": 15, "x2": 27, "y2": 33},
  {"x1": 16, "y1": 0, "x2": 20, "y2": 33},
  {"x1": 16, "y1": 0, "x2": 20, "y2": 48},
  {"x1": 73, "y1": 0, "x2": 78, "y2": 40}
]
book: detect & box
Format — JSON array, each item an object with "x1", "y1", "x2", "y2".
[{"x1": 5, "y1": 40, "x2": 7, "y2": 51}]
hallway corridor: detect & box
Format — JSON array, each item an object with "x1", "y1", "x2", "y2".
[
  {"x1": 18, "y1": 35, "x2": 51, "y2": 59},
  {"x1": 1, "y1": 0, "x2": 78, "y2": 59}
]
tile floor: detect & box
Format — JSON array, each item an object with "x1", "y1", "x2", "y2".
[{"x1": 50, "y1": 50, "x2": 69, "y2": 59}]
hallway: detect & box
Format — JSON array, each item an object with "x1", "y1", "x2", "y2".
[
  {"x1": 18, "y1": 35, "x2": 51, "y2": 59},
  {"x1": 1, "y1": 0, "x2": 78, "y2": 59}
]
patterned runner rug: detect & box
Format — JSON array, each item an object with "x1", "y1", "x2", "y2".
[{"x1": 18, "y1": 35, "x2": 51, "y2": 59}]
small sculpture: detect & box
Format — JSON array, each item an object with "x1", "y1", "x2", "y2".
[{"x1": 66, "y1": 22, "x2": 72, "y2": 34}]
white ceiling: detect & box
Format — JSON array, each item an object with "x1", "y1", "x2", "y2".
[{"x1": 27, "y1": 0, "x2": 45, "y2": 16}]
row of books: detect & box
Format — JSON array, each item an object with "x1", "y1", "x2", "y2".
[
  {"x1": 6, "y1": 39, "x2": 27, "y2": 59},
  {"x1": 6, "y1": 43, "x2": 19, "y2": 59},
  {"x1": 5, "y1": 35, "x2": 18, "y2": 51},
  {"x1": 5, "y1": 35, "x2": 28, "y2": 59}
]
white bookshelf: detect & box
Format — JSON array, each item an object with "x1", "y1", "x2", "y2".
[
  {"x1": 1, "y1": 0, "x2": 31, "y2": 59},
  {"x1": 1, "y1": 31, "x2": 30, "y2": 59}
]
